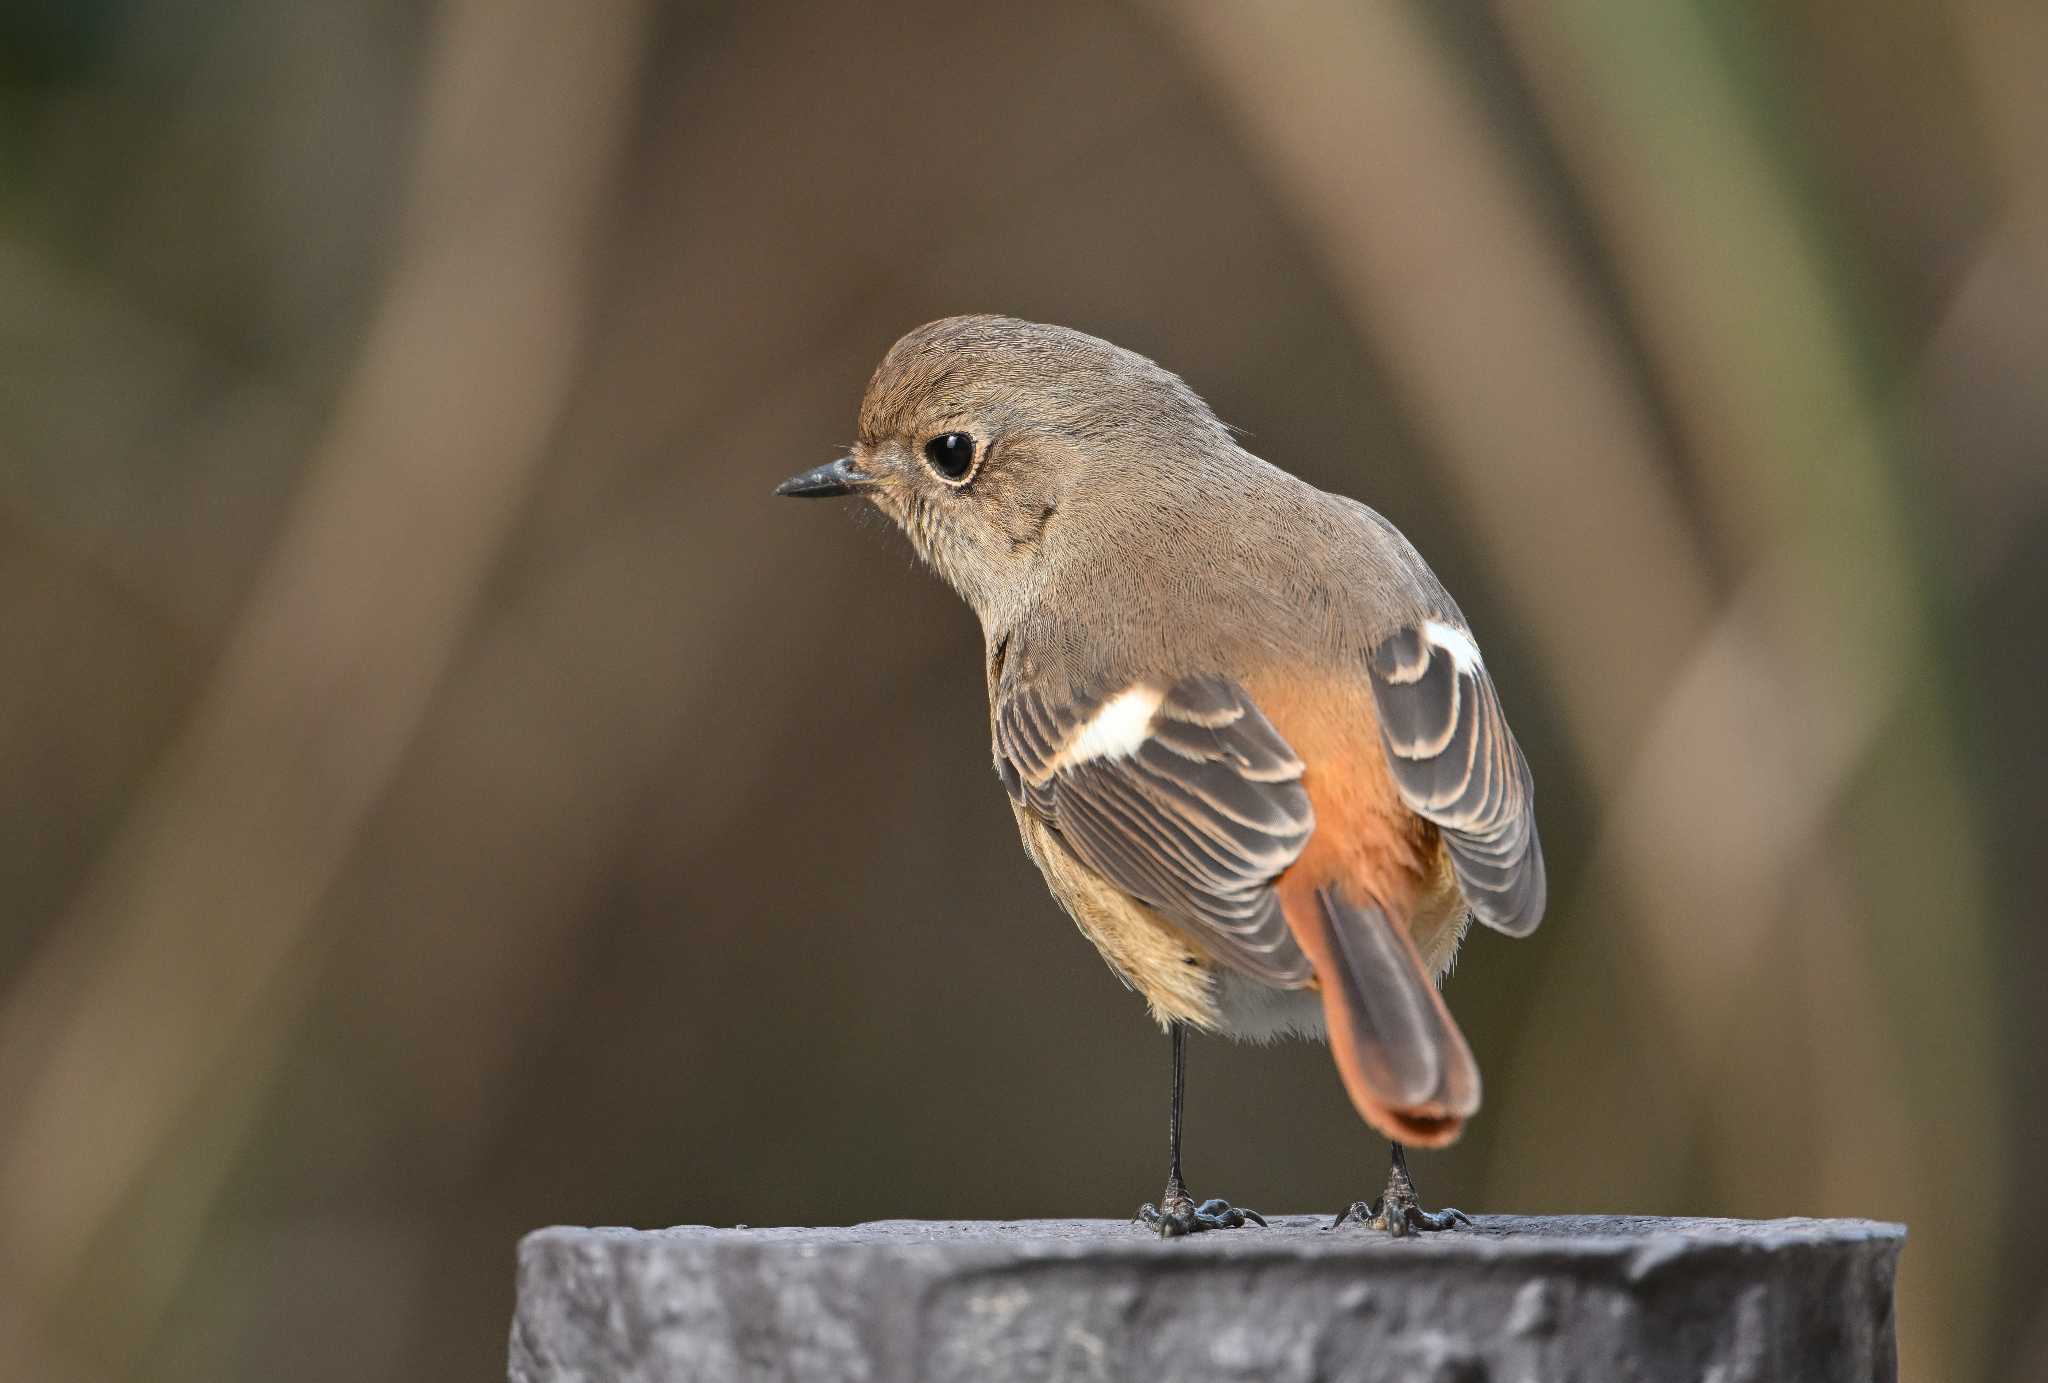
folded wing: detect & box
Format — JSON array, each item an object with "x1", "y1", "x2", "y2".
[
  {"x1": 996, "y1": 674, "x2": 1316, "y2": 985},
  {"x1": 1367, "y1": 621, "x2": 1547, "y2": 937}
]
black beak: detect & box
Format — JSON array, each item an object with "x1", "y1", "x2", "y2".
[{"x1": 774, "y1": 455, "x2": 870, "y2": 499}]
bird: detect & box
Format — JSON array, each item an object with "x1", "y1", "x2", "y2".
[{"x1": 776, "y1": 315, "x2": 1546, "y2": 1237}]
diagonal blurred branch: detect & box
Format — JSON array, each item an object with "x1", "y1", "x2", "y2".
[
  {"x1": 0, "y1": 0, "x2": 653, "y2": 1370},
  {"x1": 1144, "y1": 0, "x2": 1718, "y2": 784}
]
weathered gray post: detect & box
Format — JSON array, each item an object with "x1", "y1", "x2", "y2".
[{"x1": 509, "y1": 1214, "x2": 1901, "y2": 1382}]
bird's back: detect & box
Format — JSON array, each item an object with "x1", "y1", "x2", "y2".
[{"x1": 1017, "y1": 444, "x2": 1459, "y2": 691}]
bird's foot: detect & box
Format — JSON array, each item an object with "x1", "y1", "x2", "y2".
[
  {"x1": 1327, "y1": 1162, "x2": 1470, "y2": 1237},
  {"x1": 1137, "y1": 1183, "x2": 1267, "y2": 1238}
]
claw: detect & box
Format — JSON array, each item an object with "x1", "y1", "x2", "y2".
[{"x1": 1326, "y1": 1199, "x2": 1380, "y2": 1231}]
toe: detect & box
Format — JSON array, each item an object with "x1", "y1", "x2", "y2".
[
  {"x1": 1191, "y1": 1198, "x2": 1265, "y2": 1230},
  {"x1": 1193, "y1": 1198, "x2": 1247, "y2": 1229},
  {"x1": 1325, "y1": 1199, "x2": 1374, "y2": 1231}
]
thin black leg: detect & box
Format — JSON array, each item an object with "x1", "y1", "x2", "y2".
[
  {"x1": 1136, "y1": 1023, "x2": 1264, "y2": 1237},
  {"x1": 1167, "y1": 1020, "x2": 1187, "y2": 1195}
]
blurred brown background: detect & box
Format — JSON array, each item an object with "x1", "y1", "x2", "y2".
[{"x1": 2, "y1": 1, "x2": 2043, "y2": 1379}]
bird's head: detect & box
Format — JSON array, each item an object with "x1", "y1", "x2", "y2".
[{"x1": 776, "y1": 315, "x2": 1234, "y2": 632}]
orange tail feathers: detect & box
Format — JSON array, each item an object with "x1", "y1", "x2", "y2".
[{"x1": 1282, "y1": 882, "x2": 1479, "y2": 1148}]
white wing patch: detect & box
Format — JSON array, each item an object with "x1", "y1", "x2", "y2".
[
  {"x1": 1058, "y1": 685, "x2": 1164, "y2": 768},
  {"x1": 1423, "y1": 620, "x2": 1483, "y2": 674}
]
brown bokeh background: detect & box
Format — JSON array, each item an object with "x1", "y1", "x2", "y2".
[{"x1": 3, "y1": 2, "x2": 2044, "y2": 1379}]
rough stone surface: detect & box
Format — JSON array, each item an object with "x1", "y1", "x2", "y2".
[{"x1": 508, "y1": 1215, "x2": 1902, "y2": 1383}]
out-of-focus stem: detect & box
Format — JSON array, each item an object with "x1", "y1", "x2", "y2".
[{"x1": 0, "y1": 0, "x2": 654, "y2": 1374}]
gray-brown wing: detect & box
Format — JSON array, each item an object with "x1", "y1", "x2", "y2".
[
  {"x1": 995, "y1": 674, "x2": 1316, "y2": 985},
  {"x1": 1367, "y1": 623, "x2": 1546, "y2": 937}
]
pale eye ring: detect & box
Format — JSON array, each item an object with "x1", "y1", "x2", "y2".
[{"x1": 921, "y1": 431, "x2": 978, "y2": 484}]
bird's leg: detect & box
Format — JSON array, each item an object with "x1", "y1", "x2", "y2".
[
  {"x1": 1136, "y1": 1023, "x2": 1265, "y2": 1237},
  {"x1": 1328, "y1": 1141, "x2": 1472, "y2": 1236}
]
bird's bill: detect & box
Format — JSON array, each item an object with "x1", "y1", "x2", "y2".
[{"x1": 773, "y1": 455, "x2": 871, "y2": 499}]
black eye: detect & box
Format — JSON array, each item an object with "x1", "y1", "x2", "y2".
[{"x1": 922, "y1": 431, "x2": 977, "y2": 482}]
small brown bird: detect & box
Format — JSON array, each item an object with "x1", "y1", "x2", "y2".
[{"x1": 778, "y1": 316, "x2": 1545, "y2": 1236}]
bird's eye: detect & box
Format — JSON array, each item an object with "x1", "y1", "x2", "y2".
[{"x1": 921, "y1": 432, "x2": 978, "y2": 483}]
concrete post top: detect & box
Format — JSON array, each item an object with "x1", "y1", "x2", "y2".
[
  {"x1": 522, "y1": 1211, "x2": 1902, "y2": 1254},
  {"x1": 511, "y1": 1215, "x2": 1905, "y2": 1382}
]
